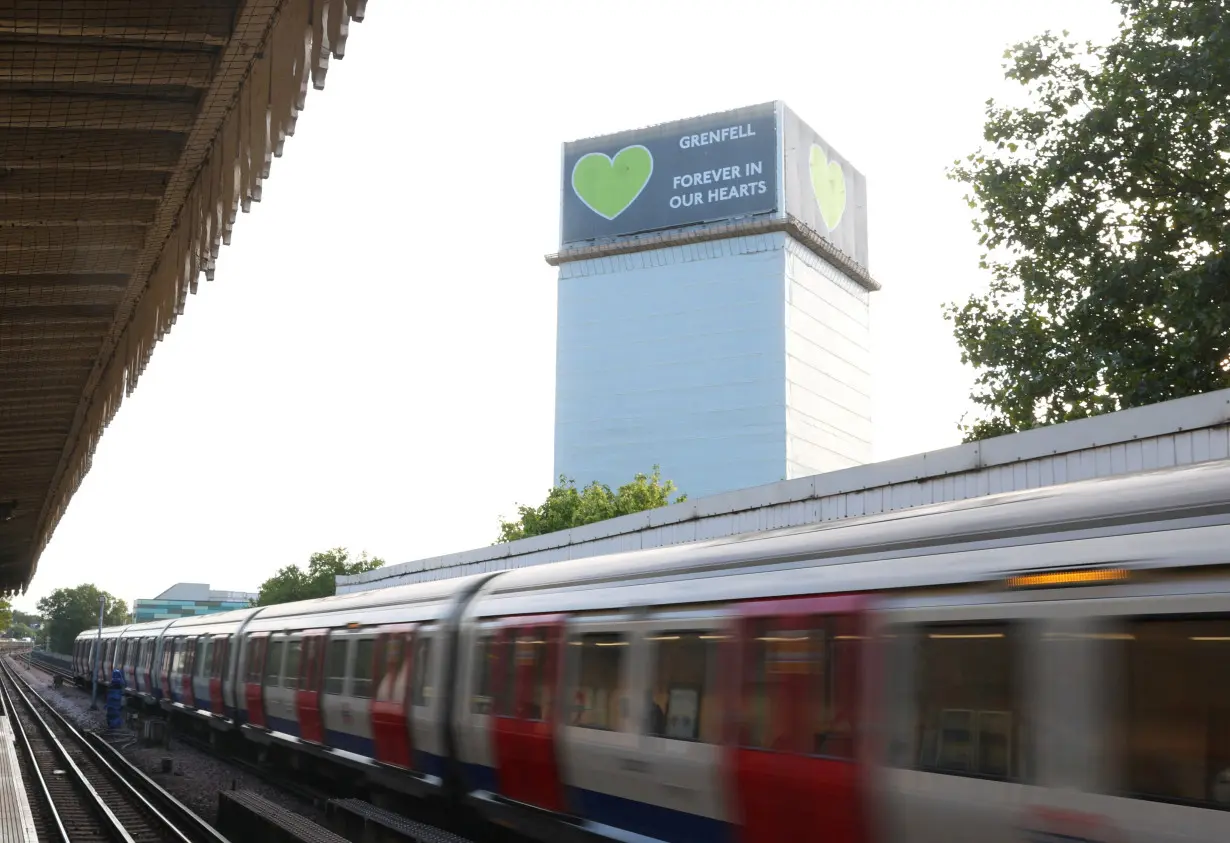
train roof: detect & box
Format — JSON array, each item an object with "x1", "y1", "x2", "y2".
[
  {"x1": 469, "y1": 459, "x2": 1230, "y2": 615},
  {"x1": 73, "y1": 459, "x2": 1230, "y2": 639},
  {"x1": 76, "y1": 615, "x2": 175, "y2": 642},
  {"x1": 241, "y1": 572, "x2": 488, "y2": 633},
  {"x1": 75, "y1": 574, "x2": 491, "y2": 642}
]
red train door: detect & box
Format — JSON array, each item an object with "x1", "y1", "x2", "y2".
[
  {"x1": 209, "y1": 635, "x2": 229, "y2": 715},
  {"x1": 492, "y1": 614, "x2": 566, "y2": 813},
  {"x1": 245, "y1": 633, "x2": 269, "y2": 728},
  {"x1": 370, "y1": 624, "x2": 415, "y2": 768},
  {"x1": 296, "y1": 630, "x2": 329, "y2": 744},
  {"x1": 732, "y1": 595, "x2": 871, "y2": 843}
]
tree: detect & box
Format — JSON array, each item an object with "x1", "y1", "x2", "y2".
[
  {"x1": 0, "y1": 598, "x2": 10, "y2": 636},
  {"x1": 8, "y1": 624, "x2": 36, "y2": 641},
  {"x1": 36, "y1": 585, "x2": 128, "y2": 655},
  {"x1": 256, "y1": 548, "x2": 385, "y2": 606},
  {"x1": 946, "y1": 0, "x2": 1230, "y2": 440},
  {"x1": 13, "y1": 610, "x2": 42, "y2": 628},
  {"x1": 497, "y1": 466, "x2": 687, "y2": 543}
]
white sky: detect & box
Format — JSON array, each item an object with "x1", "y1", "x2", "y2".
[{"x1": 16, "y1": 0, "x2": 1123, "y2": 612}]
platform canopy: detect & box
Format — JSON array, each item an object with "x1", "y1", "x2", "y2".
[{"x1": 0, "y1": 0, "x2": 366, "y2": 594}]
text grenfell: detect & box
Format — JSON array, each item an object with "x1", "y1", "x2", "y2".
[{"x1": 678, "y1": 123, "x2": 756, "y2": 149}]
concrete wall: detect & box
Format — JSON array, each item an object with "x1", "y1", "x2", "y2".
[
  {"x1": 783, "y1": 236, "x2": 872, "y2": 478},
  {"x1": 339, "y1": 388, "x2": 1230, "y2": 594},
  {"x1": 554, "y1": 233, "x2": 788, "y2": 499},
  {"x1": 554, "y1": 231, "x2": 872, "y2": 500}
]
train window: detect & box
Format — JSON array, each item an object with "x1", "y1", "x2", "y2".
[
  {"x1": 494, "y1": 636, "x2": 516, "y2": 717},
  {"x1": 913, "y1": 622, "x2": 1020, "y2": 780},
  {"x1": 738, "y1": 617, "x2": 836, "y2": 748},
  {"x1": 647, "y1": 631, "x2": 719, "y2": 743},
  {"x1": 568, "y1": 632, "x2": 627, "y2": 731},
  {"x1": 351, "y1": 638, "x2": 375, "y2": 698},
  {"x1": 265, "y1": 639, "x2": 284, "y2": 686},
  {"x1": 283, "y1": 640, "x2": 302, "y2": 690},
  {"x1": 324, "y1": 639, "x2": 348, "y2": 696},
  {"x1": 813, "y1": 623, "x2": 858, "y2": 759},
  {"x1": 299, "y1": 638, "x2": 322, "y2": 692},
  {"x1": 522, "y1": 632, "x2": 553, "y2": 722},
  {"x1": 243, "y1": 638, "x2": 265, "y2": 683},
  {"x1": 1118, "y1": 617, "x2": 1230, "y2": 807},
  {"x1": 213, "y1": 637, "x2": 229, "y2": 679},
  {"x1": 412, "y1": 637, "x2": 434, "y2": 707},
  {"x1": 196, "y1": 639, "x2": 211, "y2": 678},
  {"x1": 471, "y1": 635, "x2": 494, "y2": 714},
  {"x1": 375, "y1": 635, "x2": 409, "y2": 702}
]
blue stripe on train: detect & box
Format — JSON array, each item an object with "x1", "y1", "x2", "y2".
[
  {"x1": 567, "y1": 787, "x2": 732, "y2": 843},
  {"x1": 415, "y1": 749, "x2": 445, "y2": 778},
  {"x1": 325, "y1": 729, "x2": 375, "y2": 757},
  {"x1": 265, "y1": 714, "x2": 301, "y2": 738},
  {"x1": 462, "y1": 762, "x2": 725, "y2": 843},
  {"x1": 462, "y1": 761, "x2": 499, "y2": 793}
]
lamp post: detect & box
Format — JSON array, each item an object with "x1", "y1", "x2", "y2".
[{"x1": 89, "y1": 594, "x2": 103, "y2": 710}]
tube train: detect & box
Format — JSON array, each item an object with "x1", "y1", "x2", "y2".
[{"x1": 70, "y1": 460, "x2": 1230, "y2": 843}]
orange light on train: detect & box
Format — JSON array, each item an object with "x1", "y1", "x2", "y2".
[{"x1": 1006, "y1": 568, "x2": 1129, "y2": 589}]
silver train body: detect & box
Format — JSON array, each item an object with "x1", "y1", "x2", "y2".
[{"x1": 73, "y1": 460, "x2": 1230, "y2": 843}]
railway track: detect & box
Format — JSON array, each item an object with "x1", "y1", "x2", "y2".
[
  {"x1": 24, "y1": 652, "x2": 76, "y2": 685},
  {"x1": 0, "y1": 660, "x2": 232, "y2": 843}
]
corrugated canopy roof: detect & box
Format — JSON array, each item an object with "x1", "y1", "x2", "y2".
[{"x1": 0, "y1": 0, "x2": 366, "y2": 594}]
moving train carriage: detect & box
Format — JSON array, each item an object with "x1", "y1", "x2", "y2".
[
  {"x1": 452, "y1": 538, "x2": 877, "y2": 842},
  {"x1": 454, "y1": 460, "x2": 1230, "y2": 843},
  {"x1": 124, "y1": 617, "x2": 185, "y2": 699},
  {"x1": 66, "y1": 460, "x2": 1230, "y2": 843},
  {"x1": 73, "y1": 622, "x2": 132, "y2": 686},
  {"x1": 230, "y1": 574, "x2": 488, "y2": 795},
  {"x1": 156, "y1": 608, "x2": 258, "y2": 717}
]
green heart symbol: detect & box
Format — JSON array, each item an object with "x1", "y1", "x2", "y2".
[
  {"x1": 571, "y1": 145, "x2": 653, "y2": 220},
  {"x1": 809, "y1": 144, "x2": 846, "y2": 231}
]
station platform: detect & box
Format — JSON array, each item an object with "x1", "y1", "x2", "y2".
[{"x1": 0, "y1": 715, "x2": 38, "y2": 843}]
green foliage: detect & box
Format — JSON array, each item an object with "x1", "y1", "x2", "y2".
[
  {"x1": 8, "y1": 624, "x2": 36, "y2": 641},
  {"x1": 497, "y1": 466, "x2": 687, "y2": 543},
  {"x1": 947, "y1": 0, "x2": 1230, "y2": 441},
  {"x1": 13, "y1": 610, "x2": 41, "y2": 627},
  {"x1": 0, "y1": 598, "x2": 10, "y2": 636},
  {"x1": 36, "y1": 585, "x2": 128, "y2": 655},
  {"x1": 256, "y1": 548, "x2": 385, "y2": 606}
]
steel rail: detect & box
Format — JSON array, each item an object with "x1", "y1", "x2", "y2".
[
  {"x1": 2, "y1": 660, "x2": 138, "y2": 842},
  {"x1": 0, "y1": 672, "x2": 72, "y2": 842},
  {"x1": 1, "y1": 658, "x2": 230, "y2": 843}
]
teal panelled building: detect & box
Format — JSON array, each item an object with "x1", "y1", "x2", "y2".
[{"x1": 133, "y1": 583, "x2": 256, "y2": 623}]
